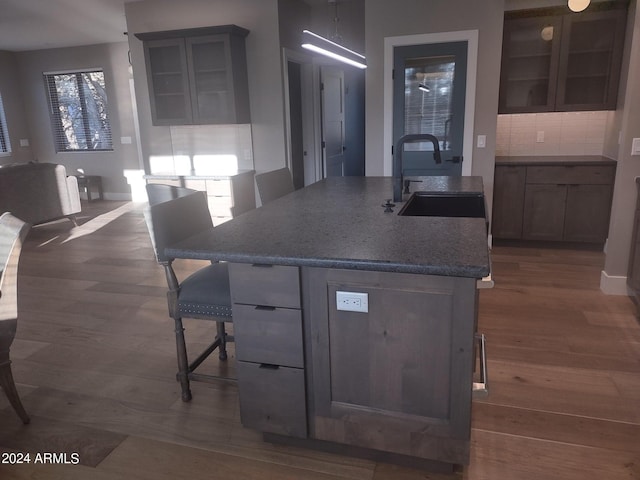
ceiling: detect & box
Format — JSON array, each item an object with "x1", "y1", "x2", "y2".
[
  {"x1": 0, "y1": 0, "x2": 339, "y2": 53},
  {"x1": 0, "y1": 0, "x2": 140, "y2": 52}
]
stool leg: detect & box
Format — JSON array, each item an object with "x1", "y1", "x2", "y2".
[
  {"x1": 173, "y1": 318, "x2": 192, "y2": 402},
  {"x1": 0, "y1": 360, "x2": 30, "y2": 424},
  {"x1": 216, "y1": 322, "x2": 228, "y2": 361}
]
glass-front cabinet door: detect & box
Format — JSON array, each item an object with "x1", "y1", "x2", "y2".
[
  {"x1": 187, "y1": 35, "x2": 233, "y2": 124},
  {"x1": 144, "y1": 38, "x2": 193, "y2": 125},
  {"x1": 499, "y1": 15, "x2": 562, "y2": 113},
  {"x1": 556, "y1": 9, "x2": 626, "y2": 111}
]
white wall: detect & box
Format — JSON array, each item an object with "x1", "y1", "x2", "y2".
[
  {"x1": 16, "y1": 42, "x2": 140, "y2": 198},
  {"x1": 0, "y1": 51, "x2": 33, "y2": 165},
  {"x1": 125, "y1": 0, "x2": 288, "y2": 176},
  {"x1": 364, "y1": 0, "x2": 505, "y2": 215},
  {"x1": 602, "y1": 0, "x2": 640, "y2": 292}
]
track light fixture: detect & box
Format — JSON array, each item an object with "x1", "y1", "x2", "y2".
[{"x1": 301, "y1": 30, "x2": 367, "y2": 69}]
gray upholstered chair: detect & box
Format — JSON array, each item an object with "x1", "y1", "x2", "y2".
[
  {"x1": 146, "y1": 183, "x2": 196, "y2": 206},
  {"x1": 0, "y1": 212, "x2": 31, "y2": 424},
  {"x1": 254, "y1": 167, "x2": 295, "y2": 205},
  {"x1": 143, "y1": 187, "x2": 233, "y2": 402}
]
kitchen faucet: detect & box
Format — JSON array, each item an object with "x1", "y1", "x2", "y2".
[{"x1": 393, "y1": 133, "x2": 442, "y2": 202}]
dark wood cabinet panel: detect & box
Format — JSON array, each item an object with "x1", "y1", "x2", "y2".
[
  {"x1": 494, "y1": 161, "x2": 616, "y2": 244},
  {"x1": 526, "y1": 165, "x2": 615, "y2": 185},
  {"x1": 232, "y1": 304, "x2": 304, "y2": 368},
  {"x1": 229, "y1": 264, "x2": 300, "y2": 308},
  {"x1": 492, "y1": 165, "x2": 526, "y2": 239},
  {"x1": 229, "y1": 262, "x2": 306, "y2": 439},
  {"x1": 237, "y1": 361, "x2": 307, "y2": 438},
  {"x1": 305, "y1": 268, "x2": 477, "y2": 465},
  {"x1": 523, "y1": 184, "x2": 567, "y2": 241},
  {"x1": 563, "y1": 184, "x2": 613, "y2": 243},
  {"x1": 499, "y1": 5, "x2": 627, "y2": 113},
  {"x1": 137, "y1": 25, "x2": 250, "y2": 126}
]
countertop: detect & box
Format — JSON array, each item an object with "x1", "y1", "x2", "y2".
[
  {"x1": 166, "y1": 176, "x2": 490, "y2": 279},
  {"x1": 495, "y1": 155, "x2": 616, "y2": 166}
]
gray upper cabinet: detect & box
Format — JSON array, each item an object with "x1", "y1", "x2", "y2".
[
  {"x1": 136, "y1": 25, "x2": 251, "y2": 125},
  {"x1": 499, "y1": 5, "x2": 627, "y2": 113}
]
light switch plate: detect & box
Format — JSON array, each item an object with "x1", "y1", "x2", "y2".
[
  {"x1": 632, "y1": 138, "x2": 640, "y2": 156},
  {"x1": 536, "y1": 131, "x2": 545, "y2": 143},
  {"x1": 477, "y1": 135, "x2": 486, "y2": 148}
]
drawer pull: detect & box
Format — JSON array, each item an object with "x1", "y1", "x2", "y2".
[
  {"x1": 255, "y1": 305, "x2": 276, "y2": 311},
  {"x1": 259, "y1": 363, "x2": 280, "y2": 370}
]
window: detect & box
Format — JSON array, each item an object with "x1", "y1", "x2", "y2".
[
  {"x1": 0, "y1": 91, "x2": 10, "y2": 155},
  {"x1": 45, "y1": 69, "x2": 113, "y2": 152}
]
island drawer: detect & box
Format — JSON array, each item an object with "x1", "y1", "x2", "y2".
[
  {"x1": 526, "y1": 165, "x2": 615, "y2": 185},
  {"x1": 229, "y1": 263, "x2": 300, "y2": 308},
  {"x1": 233, "y1": 304, "x2": 304, "y2": 368},
  {"x1": 237, "y1": 361, "x2": 307, "y2": 438}
]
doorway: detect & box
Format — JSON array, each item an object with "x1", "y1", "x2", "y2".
[
  {"x1": 284, "y1": 52, "x2": 365, "y2": 183},
  {"x1": 383, "y1": 30, "x2": 479, "y2": 177},
  {"x1": 393, "y1": 41, "x2": 468, "y2": 176},
  {"x1": 321, "y1": 66, "x2": 346, "y2": 177}
]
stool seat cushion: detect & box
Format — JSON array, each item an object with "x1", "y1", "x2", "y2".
[{"x1": 178, "y1": 262, "x2": 232, "y2": 318}]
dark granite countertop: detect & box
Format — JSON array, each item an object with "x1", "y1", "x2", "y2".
[
  {"x1": 495, "y1": 155, "x2": 616, "y2": 166},
  {"x1": 166, "y1": 176, "x2": 490, "y2": 278}
]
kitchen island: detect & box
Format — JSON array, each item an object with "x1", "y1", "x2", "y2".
[{"x1": 167, "y1": 176, "x2": 490, "y2": 472}]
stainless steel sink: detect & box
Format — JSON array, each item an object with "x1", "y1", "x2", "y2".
[{"x1": 398, "y1": 192, "x2": 486, "y2": 218}]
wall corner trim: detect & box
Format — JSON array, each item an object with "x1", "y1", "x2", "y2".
[{"x1": 600, "y1": 270, "x2": 631, "y2": 296}]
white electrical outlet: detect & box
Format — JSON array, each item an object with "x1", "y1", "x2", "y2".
[
  {"x1": 536, "y1": 131, "x2": 545, "y2": 143},
  {"x1": 336, "y1": 291, "x2": 368, "y2": 313}
]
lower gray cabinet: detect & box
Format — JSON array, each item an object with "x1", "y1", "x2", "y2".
[
  {"x1": 493, "y1": 161, "x2": 615, "y2": 244},
  {"x1": 228, "y1": 263, "x2": 307, "y2": 439},
  {"x1": 304, "y1": 267, "x2": 478, "y2": 466},
  {"x1": 237, "y1": 361, "x2": 307, "y2": 438}
]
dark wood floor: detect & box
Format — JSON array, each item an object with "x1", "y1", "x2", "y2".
[{"x1": 1, "y1": 200, "x2": 639, "y2": 479}]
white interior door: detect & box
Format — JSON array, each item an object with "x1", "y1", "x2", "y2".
[{"x1": 321, "y1": 66, "x2": 345, "y2": 177}]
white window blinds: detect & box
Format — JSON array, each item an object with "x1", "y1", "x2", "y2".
[
  {"x1": 0, "y1": 91, "x2": 11, "y2": 154},
  {"x1": 44, "y1": 70, "x2": 113, "y2": 152}
]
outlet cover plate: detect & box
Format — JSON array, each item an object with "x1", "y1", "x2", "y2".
[{"x1": 336, "y1": 291, "x2": 369, "y2": 313}]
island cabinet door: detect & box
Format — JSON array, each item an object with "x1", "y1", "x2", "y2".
[{"x1": 303, "y1": 268, "x2": 478, "y2": 466}]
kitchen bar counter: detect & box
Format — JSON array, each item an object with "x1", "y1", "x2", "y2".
[
  {"x1": 167, "y1": 175, "x2": 490, "y2": 471},
  {"x1": 167, "y1": 176, "x2": 490, "y2": 278}
]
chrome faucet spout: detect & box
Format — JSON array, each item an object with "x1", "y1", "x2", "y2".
[{"x1": 393, "y1": 134, "x2": 442, "y2": 202}]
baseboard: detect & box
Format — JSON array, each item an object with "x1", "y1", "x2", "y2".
[{"x1": 600, "y1": 270, "x2": 631, "y2": 296}]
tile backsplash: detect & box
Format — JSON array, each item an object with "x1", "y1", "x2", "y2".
[{"x1": 496, "y1": 111, "x2": 614, "y2": 156}]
